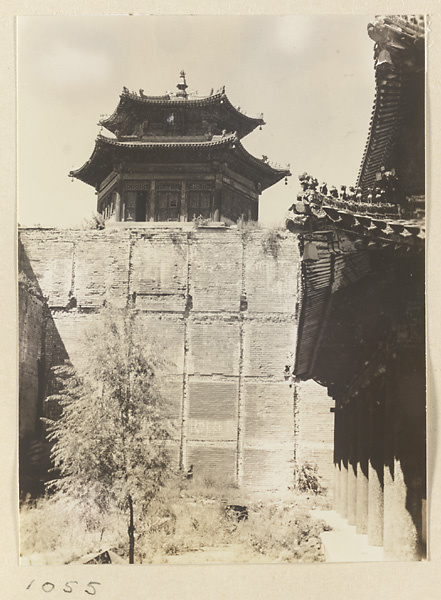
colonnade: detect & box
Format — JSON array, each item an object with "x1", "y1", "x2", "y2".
[{"x1": 332, "y1": 367, "x2": 426, "y2": 560}]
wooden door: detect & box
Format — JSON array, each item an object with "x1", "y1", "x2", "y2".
[
  {"x1": 187, "y1": 184, "x2": 213, "y2": 220},
  {"x1": 156, "y1": 182, "x2": 181, "y2": 221}
]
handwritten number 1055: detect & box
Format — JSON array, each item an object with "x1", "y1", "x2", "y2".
[{"x1": 26, "y1": 581, "x2": 101, "y2": 595}]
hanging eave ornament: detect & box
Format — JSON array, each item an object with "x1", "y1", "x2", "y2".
[{"x1": 302, "y1": 240, "x2": 319, "y2": 262}]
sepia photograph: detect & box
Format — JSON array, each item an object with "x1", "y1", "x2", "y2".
[{"x1": 17, "y1": 13, "x2": 426, "y2": 568}]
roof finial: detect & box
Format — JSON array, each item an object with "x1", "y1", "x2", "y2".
[{"x1": 176, "y1": 70, "x2": 188, "y2": 99}]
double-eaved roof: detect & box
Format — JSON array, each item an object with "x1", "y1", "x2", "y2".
[{"x1": 70, "y1": 73, "x2": 290, "y2": 190}]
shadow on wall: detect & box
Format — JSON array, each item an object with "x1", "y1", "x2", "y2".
[{"x1": 18, "y1": 238, "x2": 70, "y2": 499}]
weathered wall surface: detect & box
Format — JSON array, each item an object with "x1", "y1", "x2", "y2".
[
  {"x1": 19, "y1": 226, "x2": 334, "y2": 490},
  {"x1": 18, "y1": 282, "x2": 46, "y2": 440},
  {"x1": 296, "y1": 380, "x2": 335, "y2": 487}
]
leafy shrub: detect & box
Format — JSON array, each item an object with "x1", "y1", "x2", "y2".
[
  {"x1": 261, "y1": 226, "x2": 285, "y2": 258},
  {"x1": 192, "y1": 215, "x2": 210, "y2": 227},
  {"x1": 18, "y1": 271, "x2": 43, "y2": 298},
  {"x1": 292, "y1": 460, "x2": 327, "y2": 495},
  {"x1": 238, "y1": 502, "x2": 326, "y2": 562},
  {"x1": 82, "y1": 212, "x2": 105, "y2": 230},
  {"x1": 137, "y1": 475, "x2": 236, "y2": 561},
  {"x1": 238, "y1": 219, "x2": 262, "y2": 242}
]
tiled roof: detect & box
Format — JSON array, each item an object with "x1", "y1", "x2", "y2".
[
  {"x1": 294, "y1": 238, "x2": 371, "y2": 380},
  {"x1": 292, "y1": 15, "x2": 426, "y2": 385},
  {"x1": 100, "y1": 87, "x2": 265, "y2": 138},
  {"x1": 69, "y1": 134, "x2": 290, "y2": 189},
  {"x1": 95, "y1": 132, "x2": 238, "y2": 149},
  {"x1": 357, "y1": 71, "x2": 413, "y2": 192},
  {"x1": 286, "y1": 193, "x2": 425, "y2": 248},
  {"x1": 357, "y1": 15, "x2": 425, "y2": 193}
]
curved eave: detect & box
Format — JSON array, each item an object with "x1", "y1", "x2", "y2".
[
  {"x1": 67, "y1": 133, "x2": 232, "y2": 187},
  {"x1": 69, "y1": 139, "x2": 110, "y2": 188},
  {"x1": 232, "y1": 140, "x2": 291, "y2": 190},
  {"x1": 286, "y1": 201, "x2": 424, "y2": 248},
  {"x1": 69, "y1": 134, "x2": 290, "y2": 191},
  {"x1": 69, "y1": 134, "x2": 237, "y2": 187},
  {"x1": 100, "y1": 89, "x2": 265, "y2": 137}
]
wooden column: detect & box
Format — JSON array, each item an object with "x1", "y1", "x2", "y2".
[
  {"x1": 148, "y1": 181, "x2": 156, "y2": 221},
  {"x1": 180, "y1": 181, "x2": 187, "y2": 222},
  {"x1": 214, "y1": 174, "x2": 222, "y2": 222},
  {"x1": 340, "y1": 403, "x2": 349, "y2": 518},
  {"x1": 383, "y1": 369, "x2": 396, "y2": 557},
  {"x1": 384, "y1": 347, "x2": 426, "y2": 560},
  {"x1": 347, "y1": 400, "x2": 357, "y2": 526},
  {"x1": 368, "y1": 385, "x2": 384, "y2": 546},
  {"x1": 356, "y1": 393, "x2": 369, "y2": 534},
  {"x1": 114, "y1": 191, "x2": 122, "y2": 221},
  {"x1": 333, "y1": 401, "x2": 341, "y2": 512}
]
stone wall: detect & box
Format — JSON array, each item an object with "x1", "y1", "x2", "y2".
[
  {"x1": 19, "y1": 226, "x2": 334, "y2": 491},
  {"x1": 18, "y1": 280, "x2": 46, "y2": 440},
  {"x1": 296, "y1": 380, "x2": 335, "y2": 487}
]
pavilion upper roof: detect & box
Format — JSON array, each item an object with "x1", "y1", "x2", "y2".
[{"x1": 99, "y1": 78, "x2": 265, "y2": 140}]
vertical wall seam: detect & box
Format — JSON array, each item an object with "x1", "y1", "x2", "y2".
[
  {"x1": 70, "y1": 241, "x2": 76, "y2": 299},
  {"x1": 293, "y1": 383, "x2": 299, "y2": 471},
  {"x1": 236, "y1": 234, "x2": 246, "y2": 485},
  {"x1": 180, "y1": 231, "x2": 191, "y2": 470},
  {"x1": 293, "y1": 257, "x2": 301, "y2": 482},
  {"x1": 126, "y1": 233, "x2": 134, "y2": 306}
]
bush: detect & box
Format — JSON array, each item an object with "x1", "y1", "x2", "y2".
[
  {"x1": 238, "y1": 219, "x2": 261, "y2": 242},
  {"x1": 238, "y1": 501, "x2": 326, "y2": 562},
  {"x1": 82, "y1": 212, "x2": 105, "y2": 230},
  {"x1": 192, "y1": 215, "x2": 210, "y2": 227},
  {"x1": 137, "y1": 475, "x2": 237, "y2": 561},
  {"x1": 18, "y1": 271, "x2": 43, "y2": 298},
  {"x1": 292, "y1": 460, "x2": 327, "y2": 495},
  {"x1": 261, "y1": 226, "x2": 285, "y2": 258}
]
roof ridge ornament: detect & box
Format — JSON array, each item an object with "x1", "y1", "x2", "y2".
[{"x1": 176, "y1": 70, "x2": 188, "y2": 99}]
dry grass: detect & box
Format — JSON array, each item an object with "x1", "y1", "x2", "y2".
[
  {"x1": 20, "y1": 476, "x2": 331, "y2": 564},
  {"x1": 19, "y1": 495, "x2": 127, "y2": 565}
]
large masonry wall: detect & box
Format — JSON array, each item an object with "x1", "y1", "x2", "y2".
[
  {"x1": 19, "y1": 226, "x2": 334, "y2": 490},
  {"x1": 18, "y1": 283, "x2": 46, "y2": 440}
]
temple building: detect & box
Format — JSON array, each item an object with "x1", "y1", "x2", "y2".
[
  {"x1": 287, "y1": 15, "x2": 426, "y2": 560},
  {"x1": 70, "y1": 71, "x2": 290, "y2": 223}
]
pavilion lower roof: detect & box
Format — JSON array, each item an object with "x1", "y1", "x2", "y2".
[
  {"x1": 69, "y1": 134, "x2": 290, "y2": 190},
  {"x1": 100, "y1": 89, "x2": 265, "y2": 139}
]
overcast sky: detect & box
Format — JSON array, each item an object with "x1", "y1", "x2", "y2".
[{"x1": 17, "y1": 15, "x2": 376, "y2": 228}]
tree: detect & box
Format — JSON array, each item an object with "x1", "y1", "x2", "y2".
[{"x1": 45, "y1": 306, "x2": 175, "y2": 563}]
